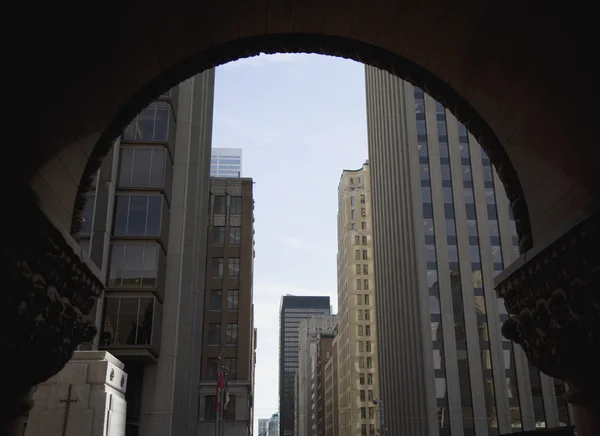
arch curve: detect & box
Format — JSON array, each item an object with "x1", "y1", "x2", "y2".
[{"x1": 74, "y1": 33, "x2": 532, "y2": 250}]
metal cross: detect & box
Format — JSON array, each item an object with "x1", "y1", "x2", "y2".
[{"x1": 60, "y1": 384, "x2": 78, "y2": 436}]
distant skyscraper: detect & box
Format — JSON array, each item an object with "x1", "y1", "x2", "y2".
[
  {"x1": 268, "y1": 413, "x2": 280, "y2": 436},
  {"x1": 211, "y1": 147, "x2": 243, "y2": 177},
  {"x1": 365, "y1": 66, "x2": 572, "y2": 435},
  {"x1": 279, "y1": 296, "x2": 331, "y2": 436},
  {"x1": 259, "y1": 418, "x2": 270, "y2": 436}
]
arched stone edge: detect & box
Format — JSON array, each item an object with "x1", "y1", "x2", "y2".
[{"x1": 72, "y1": 33, "x2": 532, "y2": 252}]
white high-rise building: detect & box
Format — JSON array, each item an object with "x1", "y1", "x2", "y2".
[
  {"x1": 259, "y1": 418, "x2": 270, "y2": 436},
  {"x1": 211, "y1": 147, "x2": 243, "y2": 177}
]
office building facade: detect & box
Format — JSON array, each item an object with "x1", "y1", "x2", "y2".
[
  {"x1": 279, "y1": 296, "x2": 331, "y2": 436},
  {"x1": 296, "y1": 316, "x2": 337, "y2": 436},
  {"x1": 323, "y1": 332, "x2": 340, "y2": 436},
  {"x1": 211, "y1": 147, "x2": 243, "y2": 177},
  {"x1": 268, "y1": 413, "x2": 280, "y2": 436},
  {"x1": 74, "y1": 70, "x2": 216, "y2": 436},
  {"x1": 198, "y1": 177, "x2": 256, "y2": 436},
  {"x1": 315, "y1": 333, "x2": 335, "y2": 436},
  {"x1": 336, "y1": 163, "x2": 381, "y2": 436},
  {"x1": 365, "y1": 67, "x2": 573, "y2": 436}
]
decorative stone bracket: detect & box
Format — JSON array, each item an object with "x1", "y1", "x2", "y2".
[
  {"x1": 495, "y1": 206, "x2": 599, "y2": 396},
  {"x1": 0, "y1": 187, "x2": 104, "y2": 427}
]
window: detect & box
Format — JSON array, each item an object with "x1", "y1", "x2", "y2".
[
  {"x1": 79, "y1": 194, "x2": 96, "y2": 235},
  {"x1": 206, "y1": 358, "x2": 219, "y2": 381},
  {"x1": 360, "y1": 390, "x2": 366, "y2": 401},
  {"x1": 369, "y1": 407, "x2": 375, "y2": 419},
  {"x1": 118, "y1": 147, "x2": 166, "y2": 188},
  {"x1": 366, "y1": 341, "x2": 372, "y2": 352},
  {"x1": 229, "y1": 227, "x2": 241, "y2": 246},
  {"x1": 351, "y1": 195, "x2": 355, "y2": 206},
  {"x1": 357, "y1": 309, "x2": 363, "y2": 320},
  {"x1": 204, "y1": 395, "x2": 217, "y2": 420},
  {"x1": 358, "y1": 325, "x2": 364, "y2": 336},
  {"x1": 362, "y1": 250, "x2": 368, "y2": 260},
  {"x1": 224, "y1": 395, "x2": 236, "y2": 420},
  {"x1": 356, "y1": 279, "x2": 362, "y2": 290},
  {"x1": 212, "y1": 258, "x2": 224, "y2": 277},
  {"x1": 360, "y1": 195, "x2": 365, "y2": 204},
  {"x1": 362, "y1": 235, "x2": 367, "y2": 245},
  {"x1": 359, "y1": 374, "x2": 365, "y2": 384},
  {"x1": 355, "y1": 235, "x2": 360, "y2": 245},
  {"x1": 361, "y1": 407, "x2": 367, "y2": 418},
  {"x1": 351, "y1": 210, "x2": 356, "y2": 219},
  {"x1": 214, "y1": 196, "x2": 226, "y2": 214},
  {"x1": 365, "y1": 325, "x2": 371, "y2": 336},
  {"x1": 363, "y1": 264, "x2": 368, "y2": 274},
  {"x1": 361, "y1": 208, "x2": 366, "y2": 218},
  {"x1": 358, "y1": 341, "x2": 364, "y2": 352},
  {"x1": 351, "y1": 223, "x2": 356, "y2": 230},
  {"x1": 369, "y1": 424, "x2": 375, "y2": 435},
  {"x1": 364, "y1": 310, "x2": 371, "y2": 321},
  {"x1": 101, "y1": 296, "x2": 157, "y2": 346},
  {"x1": 113, "y1": 194, "x2": 164, "y2": 237},
  {"x1": 365, "y1": 295, "x2": 370, "y2": 305},
  {"x1": 227, "y1": 290, "x2": 239, "y2": 310},
  {"x1": 355, "y1": 250, "x2": 361, "y2": 260},
  {"x1": 228, "y1": 258, "x2": 240, "y2": 277},
  {"x1": 361, "y1": 222, "x2": 367, "y2": 230},
  {"x1": 225, "y1": 324, "x2": 238, "y2": 345},
  {"x1": 212, "y1": 226, "x2": 225, "y2": 245},
  {"x1": 230, "y1": 196, "x2": 242, "y2": 215},
  {"x1": 359, "y1": 358, "x2": 365, "y2": 369},
  {"x1": 123, "y1": 102, "x2": 170, "y2": 142},
  {"x1": 361, "y1": 425, "x2": 367, "y2": 436},
  {"x1": 363, "y1": 279, "x2": 369, "y2": 290},
  {"x1": 223, "y1": 358, "x2": 237, "y2": 380},
  {"x1": 108, "y1": 244, "x2": 160, "y2": 288},
  {"x1": 357, "y1": 294, "x2": 363, "y2": 305},
  {"x1": 209, "y1": 290, "x2": 222, "y2": 310},
  {"x1": 356, "y1": 264, "x2": 361, "y2": 275},
  {"x1": 208, "y1": 323, "x2": 221, "y2": 345},
  {"x1": 368, "y1": 390, "x2": 374, "y2": 401},
  {"x1": 367, "y1": 373, "x2": 373, "y2": 385}
]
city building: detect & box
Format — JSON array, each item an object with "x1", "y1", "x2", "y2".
[
  {"x1": 279, "y1": 296, "x2": 331, "y2": 436},
  {"x1": 259, "y1": 418, "x2": 270, "y2": 436},
  {"x1": 323, "y1": 331, "x2": 340, "y2": 436},
  {"x1": 211, "y1": 147, "x2": 243, "y2": 177},
  {"x1": 335, "y1": 163, "x2": 381, "y2": 436},
  {"x1": 296, "y1": 316, "x2": 337, "y2": 436},
  {"x1": 268, "y1": 413, "x2": 280, "y2": 436},
  {"x1": 365, "y1": 67, "x2": 573, "y2": 436},
  {"x1": 74, "y1": 71, "x2": 215, "y2": 436},
  {"x1": 197, "y1": 177, "x2": 256, "y2": 436},
  {"x1": 315, "y1": 333, "x2": 335, "y2": 436}
]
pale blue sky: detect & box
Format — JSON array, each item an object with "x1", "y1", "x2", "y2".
[{"x1": 211, "y1": 53, "x2": 368, "y2": 432}]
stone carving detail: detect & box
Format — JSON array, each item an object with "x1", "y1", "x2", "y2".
[
  {"x1": 1, "y1": 187, "x2": 104, "y2": 420},
  {"x1": 497, "y1": 210, "x2": 600, "y2": 381},
  {"x1": 69, "y1": 34, "x2": 533, "y2": 253}
]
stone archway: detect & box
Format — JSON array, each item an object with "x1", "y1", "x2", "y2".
[{"x1": 3, "y1": 1, "x2": 599, "y2": 435}]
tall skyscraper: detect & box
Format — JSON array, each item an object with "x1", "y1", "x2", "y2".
[
  {"x1": 74, "y1": 70, "x2": 216, "y2": 436},
  {"x1": 211, "y1": 147, "x2": 243, "y2": 177},
  {"x1": 335, "y1": 163, "x2": 381, "y2": 436},
  {"x1": 197, "y1": 177, "x2": 256, "y2": 435},
  {"x1": 296, "y1": 316, "x2": 337, "y2": 436},
  {"x1": 365, "y1": 67, "x2": 572, "y2": 436},
  {"x1": 279, "y1": 296, "x2": 331, "y2": 436},
  {"x1": 268, "y1": 413, "x2": 280, "y2": 436},
  {"x1": 259, "y1": 418, "x2": 270, "y2": 436}
]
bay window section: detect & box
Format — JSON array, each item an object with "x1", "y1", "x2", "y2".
[
  {"x1": 118, "y1": 147, "x2": 168, "y2": 189},
  {"x1": 113, "y1": 194, "x2": 168, "y2": 238},
  {"x1": 101, "y1": 296, "x2": 163, "y2": 354},
  {"x1": 123, "y1": 102, "x2": 170, "y2": 142},
  {"x1": 108, "y1": 243, "x2": 165, "y2": 297}
]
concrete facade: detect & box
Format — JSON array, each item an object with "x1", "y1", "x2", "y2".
[
  {"x1": 197, "y1": 177, "x2": 256, "y2": 436},
  {"x1": 279, "y1": 296, "x2": 331, "y2": 436},
  {"x1": 296, "y1": 317, "x2": 337, "y2": 436},
  {"x1": 336, "y1": 163, "x2": 381, "y2": 436},
  {"x1": 25, "y1": 351, "x2": 127, "y2": 436},
  {"x1": 73, "y1": 71, "x2": 216, "y2": 436},
  {"x1": 365, "y1": 67, "x2": 573, "y2": 436}
]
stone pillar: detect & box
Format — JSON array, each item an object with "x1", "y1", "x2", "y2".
[
  {"x1": 496, "y1": 207, "x2": 600, "y2": 436},
  {"x1": 24, "y1": 351, "x2": 127, "y2": 436},
  {"x1": 0, "y1": 186, "x2": 105, "y2": 435}
]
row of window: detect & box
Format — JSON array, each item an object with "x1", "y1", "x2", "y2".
[
  {"x1": 354, "y1": 235, "x2": 368, "y2": 245},
  {"x1": 357, "y1": 294, "x2": 371, "y2": 305},
  {"x1": 208, "y1": 289, "x2": 239, "y2": 311},
  {"x1": 350, "y1": 222, "x2": 368, "y2": 230},
  {"x1": 357, "y1": 325, "x2": 372, "y2": 337},
  {"x1": 358, "y1": 340, "x2": 373, "y2": 352},
  {"x1": 356, "y1": 310, "x2": 371, "y2": 321},
  {"x1": 207, "y1": 323, "x2": 238, "y2": 346},
  {"x1": 350, "y1": 208, "x2": 367, "y2": 220},
  {"x1": 356, "y1": 279, "x2": 370, "y2": 290},
  {"x1": 212, "y1": 226, "x2": 241, "y2": 246},
  {"x1": 101, "y1": 296, "x2": 159, "y2": 348},
  {"x1": 354, "y1": 250, "x2": 368, "y2": 260},
  {"x1": 211, "y1": 258, "x2": 241, "y2": 278},
  {"x1": 355, "y1": 264, "x2": 369, "y2": 275},
  {"x1": 213, "y1": 195, "x2": 243, "y2": 215},
  {"x1": 203, "y1": 395, "x2": 237, "y2": 420},
  {"x1": 350, "y1": 194, "x2": 366, "y2": 206}
]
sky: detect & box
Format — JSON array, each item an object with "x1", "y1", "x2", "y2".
[{"x1": 211, "y1": 53, "x2": 368, "y2": 433}]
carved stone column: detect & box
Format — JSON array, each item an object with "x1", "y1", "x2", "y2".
[
  {"x1": 496, "y1": 208, "x2": 600, "y2": 436},
  {"x1": 0, "y1": 187, "x2": 104, "y2": 435}
]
